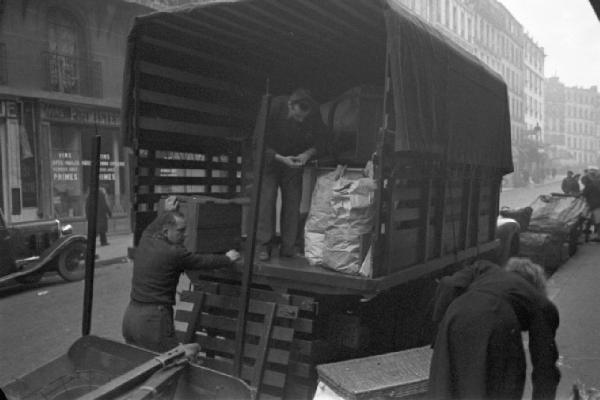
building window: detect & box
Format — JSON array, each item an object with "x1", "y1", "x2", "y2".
[
  {"x1": 44, "y1": 8, "x2": 102, "y2": 97},
  {"x1": 0, "y1": 43, "x2": 7, "y2": 84},
  {"x1": 452, "y1": 6, "x2": 457, "y2": 32}
]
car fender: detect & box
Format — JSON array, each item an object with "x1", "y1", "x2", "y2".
[
  {"x1": 43, "y1": 234, "x2": 87, "y2": 264},
  {"x1": 3, "y1": 235, "x2": 87, "y2": 283},
  {"x1": 495, "y1": 217, "x2": 521, "y2": 266}
]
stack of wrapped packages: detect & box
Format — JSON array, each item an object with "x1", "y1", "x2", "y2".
[{"x1": 304, "y1": 163, "x2": 376, "y2": 277}]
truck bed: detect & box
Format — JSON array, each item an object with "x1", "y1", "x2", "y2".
[{"x1": 186, "y1": 239, "x2": 498, "y2": 296}]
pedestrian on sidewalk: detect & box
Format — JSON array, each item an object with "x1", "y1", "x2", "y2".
[
  {"x1": 85, "y1": 186, "x2": 112, "y2": 246},
  {"x1": 122, "y1": 210, "x2": 241, "y2": 352},
  {"x1": 428, "y1": 258, "x2": 560, "y2": 400},
  {"x1": 581, "y1": 174, "x2": 600, "y2": 240},
  {"x1": 561, "y1": 171, "x2": 580, "y2": 195}
]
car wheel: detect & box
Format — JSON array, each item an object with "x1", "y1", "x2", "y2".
[
  {"x1": 16, "y1": 270, "x2": 44, "y2": 284},
  {"x1": 57, "y1": 242, "x2": 87, "y2": 282}
]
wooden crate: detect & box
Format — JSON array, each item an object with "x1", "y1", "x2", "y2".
[{"x1": 178, "y1": 197, "x2": 242, "y2": 253}]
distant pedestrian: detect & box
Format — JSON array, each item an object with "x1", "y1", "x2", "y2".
[
  {"x1": 551, "y1": 168, "x2": 557, "y2": 179},
  {"x1": 428, "y1": 258, "x2": 560, "y2": 400},
  {"x1": 561, "y1": 171, "x2": 580, "y2": 195},
  {"x1": 85, "y1": 186, "x2": 112, "y2": 246},
  {"x1": 581, "y1": 174, "x2": 600, "y2": 239}
]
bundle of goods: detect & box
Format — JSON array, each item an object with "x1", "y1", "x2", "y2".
[
  {"x1": 518, "y1": 231, "x2": 569, "y2": 274},
  {"x1": 304, "y1": 165, "x2": 347, "y2": 266},
  {"x1": 513, "y1": 194, "x2": 590, "y2": 271},
  {"x1": 305, "y1": 162, "x2": 376, "y2": 277},
  {"x1": 527, "y1": 194, "x2": 590, "y2": 235}
]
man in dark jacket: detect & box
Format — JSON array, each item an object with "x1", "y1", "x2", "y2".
[
  {"x1": 561, "y1": 171, "x2": 580, "y2": 195},
  {"x1": 581, "y1": 174, "x2": 600, "y2": 239},
  {"x1": 122, "y1": 211, "x2": 240, "y2": 352},
  {"x1": 85, "y1": 186, "x2": 112, "y2": 246},
  {"x1": 256, "y1": 88, "x2": 328, "y2": 261},
  {"x1": 429, "y1": 258, "x2": 560, "y2": 400}
]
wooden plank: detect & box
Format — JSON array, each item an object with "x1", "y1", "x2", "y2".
[
  {"x1": 139, "y1": 61, "x2": 235, "y2": 93},
  {"x1": 139, "y1": 117, "x2": 237, "y2": 139},
  {"x1": 182, "y1": 292, "x2": 205, "y2": 343},
  {"x1": 178, "y1": 6, "x2": 311, "y2": 67},
  {"x1": 252, "y1": 302, "x2": 276, "y2": 388},
  {"x1": 393, "y1": 207, "x2": 420, "y2": 222},
  {"x1": 393, "y1": 186, "x2": 422, "y2": 201},
  {"x1": 148, "y1": 18, "x2": 288, "y2": 73},
  {"x1": 141, "y1": 36, "x2": 261, "y2": 76},
  {"x1": 174, "y1": 310, "x2": 295, "y2": 342},
  {"x1": 135, "y1": 176, "x2": 236, "y2": 186},
  {"x1": 180, "y1": 291, "x2": 299, "y2": 320},
  {"x1": 191, "y1": 280, "x2": 317, "y2": 313},
  {"x1": 187, "y1": 335, "x2": 291, "y2": 366},
  {"x1": 136, "y1": 157, "x2": 211, "y2": 170},
  {"x1": 139, "y1": 89, "x2": 234, "y2": 116}
]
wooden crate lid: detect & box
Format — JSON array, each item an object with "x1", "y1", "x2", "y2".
[{"x1": 316, "y1": 346, "x2": 432, "y2": 400}]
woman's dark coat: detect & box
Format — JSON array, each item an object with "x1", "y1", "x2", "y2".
[{"x1": 428, "y1": 260, "x2": 560, "y2": 400}]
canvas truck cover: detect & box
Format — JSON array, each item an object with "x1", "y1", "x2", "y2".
[{"x1": 122, "y1": 0, "x2": 513, "y2": 173}]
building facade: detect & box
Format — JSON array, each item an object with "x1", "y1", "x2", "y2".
[
  {"x1": 0, "y1": 0, "x2": 151, "y2": 232},
  {"x1": 523, "y1": 33, "x2": 545, "y2": 138},
  {"x1": 544, "y1": 77, "x2": 600, "y2": 170}
]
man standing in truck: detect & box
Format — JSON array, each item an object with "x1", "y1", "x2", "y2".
[{"x1": 256, "y1": 88, "x2": 328, "y2": 261}]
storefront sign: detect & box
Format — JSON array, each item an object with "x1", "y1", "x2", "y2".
[
  {"x1": 42, "y1": 103, "x2": 120, "y2": 127},
  {"x1": 51, "y1": 152, "x2": 125, "y2": 182}
]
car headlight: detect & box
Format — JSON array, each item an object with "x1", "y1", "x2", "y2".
[{"x1": 60, "y1": 224, "x2": 73, "y2": 235}]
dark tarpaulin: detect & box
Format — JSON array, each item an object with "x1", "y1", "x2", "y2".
[
  {"x1": 385, "y1": 2, "x2": 513, "y2": 173},
  {"x1": 122, "y1": 0, "x2": 513, "y2": 173}
]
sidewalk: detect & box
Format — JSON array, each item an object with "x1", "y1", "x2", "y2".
[
  {"x1": 94, "y1": 233, "x2": 133, "y2": 267},
  {"x1": 545, "y1": 241, "x2": 600, "y2": 398}
]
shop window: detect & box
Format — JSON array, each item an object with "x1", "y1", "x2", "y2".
[
  {"x1": 51, "y1": 126, "x2": 127, "y2": 218},
  {"x1": 21, "y1": 102, "x2": 38, "y2": 208}
]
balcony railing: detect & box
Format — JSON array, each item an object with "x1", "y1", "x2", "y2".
[{"x1": 42, "y1": 51, "x2": 102, "y2": 98}]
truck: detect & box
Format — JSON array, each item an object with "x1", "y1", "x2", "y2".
[{"x1": 122, "y1": 0, "x2": 515, "y2": 398}]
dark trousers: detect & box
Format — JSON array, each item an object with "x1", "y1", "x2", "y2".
[
  {"x1": 256, "y1": 166, "x2": 303, "y2": 254},
  {"x1": 122, "y1": 300, "x2": 179, "y2": 353},
  {"x1": 98, "y1": 232, "x2": 108, "y2": 245}
]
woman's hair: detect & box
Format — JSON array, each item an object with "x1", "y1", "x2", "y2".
[{"x1": 505, "y1": 257, "x2": 547, "y2": 295}]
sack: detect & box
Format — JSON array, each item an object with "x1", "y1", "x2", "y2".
[
  {"x1": 322, "y1": 175, "x2": 377, "y2": 276},
  {"x1": 304, "y1": 165, "x2": 346, "y2": 265}
]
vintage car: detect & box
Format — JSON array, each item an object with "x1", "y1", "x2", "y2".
[{"x1": 0, "y1": 207, "x2": 87, "y2": 285}]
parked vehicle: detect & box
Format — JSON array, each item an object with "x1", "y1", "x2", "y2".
[
  {"x1": 0, "y1": 207, "x2": 87, "y2": 284},
  {"x1": 121, "y1": 1, "x2": 516, "y2": 398}
]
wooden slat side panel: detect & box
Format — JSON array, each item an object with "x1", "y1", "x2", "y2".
[
  {"x1": 190, "y1": 280, "x2": 317, "y2": 313},
  {"x1": 180, "y1": 291, "x2": 299, "y2": 320},
  {"x1": 174, "y1": 310, "x2": 295, "y2": 342}
]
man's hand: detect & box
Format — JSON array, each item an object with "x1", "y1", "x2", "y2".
[
  {"x1": 275, "y1": 154, "x2": 302, "y2": 168},
  {"x1": 164, "y1": 196, "x2": 179, "y2": 211},
  {"x1": 226, "y1": 249, "x2": 241, "y2": 262},
  {"x1": 292, "y1": 152, "x2": 312, "y2": 166}
]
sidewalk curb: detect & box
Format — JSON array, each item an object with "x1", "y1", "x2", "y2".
[{"x1": 96, "y1": 256, "x2": 130, "y2": 267}]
